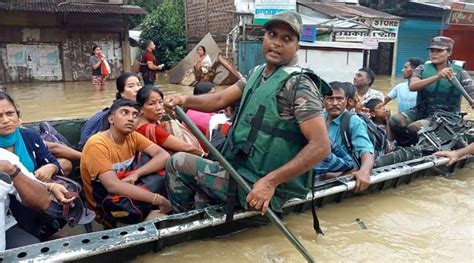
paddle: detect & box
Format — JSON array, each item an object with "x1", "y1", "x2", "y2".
[
  {"x1": 175, "y1": 106, "x2": 315, "y2": 263},
  {"x1": 449, "y1": 77, "x2": 474, "y2": 106}
]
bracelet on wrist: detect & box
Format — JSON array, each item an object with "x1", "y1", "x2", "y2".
[
  {"x1": 9, "y1": 165, "x2": 21, "y2": 180},
  {"x1": 151, "y1": 193, "x2": 159, "y2": 206},
  {"x1": 200, "y1": 149, "x2": 205, "y2": 158}
]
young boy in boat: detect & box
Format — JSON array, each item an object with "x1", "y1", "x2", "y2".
[
  {"x1": 80, "y1": 99, "x2": 172, "y2": 226},
  {"x1": 365, "y1": 98, "x2": 389, "y2": 128},
  {"x1": 164, "y1": 11, "x2": 335, "y2": 216},
  {"x1": 389, "y1": 36, "x2": 474, "y2": 146}
]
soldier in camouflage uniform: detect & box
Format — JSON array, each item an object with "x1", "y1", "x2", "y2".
[{"x1": 165, "y1": 11, "x2": 333, "y2": 214}]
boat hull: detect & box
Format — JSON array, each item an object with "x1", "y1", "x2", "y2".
[{"x1": 2, "y1": 153, "x2": 472, "y2": 262}]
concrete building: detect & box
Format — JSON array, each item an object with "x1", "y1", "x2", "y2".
[{"x1": 0, "y1": 0, "x2": 146, "y2": 83}]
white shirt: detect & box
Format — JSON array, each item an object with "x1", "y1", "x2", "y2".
[
  {"x1": 360, "y1": 88, "x2": 384, "y2": 105},
  {"x1": 0, "y1": 149, "x2": 40, "y2": 231}
]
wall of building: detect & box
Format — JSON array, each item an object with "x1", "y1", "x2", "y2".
[
  {"x1": 298, "y1": 46, "x2": 364, "y2": 83},
  {"x1": 0, "y1": 11, "x2": 129, "y2": 83},
  {"x1": 395, "y1": 18, "x2": 441, "y2": 76},
  {"x1": 443, "y1": 25, "x2": 474, "y2": 71},
  {"x1": 186, "y1": 0, "x2": 238, "y2": 50}
]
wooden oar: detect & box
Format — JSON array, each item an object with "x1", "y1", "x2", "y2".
[
  {"x1": 175, "y1": 106, "x2": 316, "y2": 263},
  {"x1": 449, "y1": 77, "x2": 474, "y2": 106}
]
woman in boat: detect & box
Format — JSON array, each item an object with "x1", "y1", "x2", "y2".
[
  {"x1": 194, "y1": 46, "x2": 212, "y2": 81},
  {"x1": 136, "y1": 86, "x2": 205, "y2": 157},
  {"x1": 185, "y1": 81, "x2": 216, "y2": 135},
  {"x1": 79, "y1": 72, "x2": 143, "y2": 148},
  {"x1": 0, "y1": 91, "x2": 76, "y2": 248}
]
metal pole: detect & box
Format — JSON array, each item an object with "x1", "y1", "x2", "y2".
[
  {"x1": 449, "y1": 77, "x2": 474, "y2": 106},
  {"x1": 175, "y1": 106, "x2": 316, "y2": 263}
]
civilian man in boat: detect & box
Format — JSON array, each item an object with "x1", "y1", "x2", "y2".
[
  {"x1": 353, "y1": 67, "x2": 384, "y2": 105},
  {"x1": 80, "y1": 99, "x2": 172, "y2": 226},
  {"x1": 389, "y1": 36, "x2": 474, "y2": 146},
  {"x1": 323, "y1": 82, "x2": 374, "y2": 192},
  {"x1": 384, "y1": 58, "x2": 424, "y2": 113},
  {"x1": 164, "y1": 11, "x2": 332, "y2": 215}
]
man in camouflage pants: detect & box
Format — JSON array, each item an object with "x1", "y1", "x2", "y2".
[{"x1": 165, "y1": 11, "x2": 338, "y2": 215}]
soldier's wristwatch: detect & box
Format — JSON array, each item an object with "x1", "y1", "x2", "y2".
[{"x1": 9, "y1": 165, "x2": 21, "y2": 180}]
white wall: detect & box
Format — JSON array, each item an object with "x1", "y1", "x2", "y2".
[{"x1": 297, "y1": 48, "x2": 364, "y2": 83}]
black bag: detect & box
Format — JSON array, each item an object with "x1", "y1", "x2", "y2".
[
  {"x1": 43, "y1": 175, "x2": 89, "y2": 227},
  {"x1": 208, "y1": 124, "x2": 232, "y2": 161},
  {"x1": 93, "y1": 152, "x2": 165, "y2": 226},
  {"x1": 340, "y1": 111, "x2": 389, "y2": 167}
]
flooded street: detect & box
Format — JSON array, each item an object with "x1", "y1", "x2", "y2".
[
  {"x1": 136, "y1": 170, "x2": 474, "y2": 263},
  {"x1": 5, "y1": 73, "x2": 194, "y2": 123},
  {"x1": 5, "y1": 74, "x2": 474, "y2": 262}
]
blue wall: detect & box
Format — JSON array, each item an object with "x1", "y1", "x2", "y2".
[
  {"x1": 237, "y1": 41, "x2": 264, "y2": 75},
  {"x1": 395, "y1": 18, "x2": 443, "y2": 75}
]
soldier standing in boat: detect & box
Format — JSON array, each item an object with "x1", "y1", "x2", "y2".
[
  {"x1": 389, "y1": 36, "x2": 474, "y2": 146},
  {"x1": 164, "y1": 11, "x2": 346, "y2": 219}
]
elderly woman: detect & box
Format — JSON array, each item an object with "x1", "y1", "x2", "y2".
[{"x1": 0, "y1": 91, "x2": 74, "y2": 249}]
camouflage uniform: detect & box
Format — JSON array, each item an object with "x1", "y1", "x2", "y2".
[
  {"x1": 389, "y1": 64, "x2": 474, "y2": 145},
  {"x1": 165, "y1": 59, "x2": 324, "y2": 212}
]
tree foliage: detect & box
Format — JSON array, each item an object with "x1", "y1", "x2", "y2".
[
  {"x1": 128, "y1": 0, "x2": 162, "y2": 29},
  {"x1": 140, "y1": 0, "x2": 186, "y2": 68}
]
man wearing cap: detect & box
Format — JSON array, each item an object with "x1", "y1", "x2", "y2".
[
  {"x1": 163, "y1": 11, "x2": 335, "y2": 217},
  {"x1": 389, "y1": 36, "x2": 474, "y2": 146}
]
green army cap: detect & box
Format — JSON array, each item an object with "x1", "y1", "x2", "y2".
[{"x1": 263, "y1": 11, "x2": 302, "y2": 39}]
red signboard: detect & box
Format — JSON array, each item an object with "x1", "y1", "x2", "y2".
[{"x1": 449, "y1": 10, "x2": 474, "y2": 26}]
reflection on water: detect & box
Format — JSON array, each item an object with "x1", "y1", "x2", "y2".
[{"x1": 4, "y1": 74, "x2": 474, "y2": 262}]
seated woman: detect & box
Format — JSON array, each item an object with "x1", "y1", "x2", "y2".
[
  {"x1": 0, "y1": 92, "x2": 75, "y2": 249},
  {"x1": 185, "y1": 81, "x2": 216, "y2": 135},
  {"x1": 136, "y1": 86, "x2": 205, "y2": 157},
  {"x1": 80, "y1": 99, "x2": 171, "y2": 227},
  {"x1": 193, "y1": 46, "x2": 212, "y2": 82},
  {"x1": 79, "y1": 72, "x2": 142, "y2": 149}
]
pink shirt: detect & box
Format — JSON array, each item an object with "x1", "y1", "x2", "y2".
[{"x1": 185, "y1": 110, "x2": 213, "y2": 134}]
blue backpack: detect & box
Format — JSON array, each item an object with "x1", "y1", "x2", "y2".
[{"x1": 79, "y1": 108, "x2": 110, "y2": 149}]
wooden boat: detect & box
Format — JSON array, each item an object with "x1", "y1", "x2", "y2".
[{"x1": 2, "y1": 111, "x2": 473, "y2": 262}]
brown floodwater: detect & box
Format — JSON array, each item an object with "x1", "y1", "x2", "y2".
[{"x1": 5, "y1": 74, "x2": 474, "y2": 262}]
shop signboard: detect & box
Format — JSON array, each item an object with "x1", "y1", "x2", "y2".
[
  {"x1": 449, "y1": 10, "x2": 474, "y2": 26},
  {"x1": 335, "y1": 18, "x2": 399, "y2": 43},
  {"x1": 253, "y1": 0, "x2": 296, "y2": 25}
]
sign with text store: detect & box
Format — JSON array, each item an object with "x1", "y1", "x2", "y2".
[{"x1": 335, "y1": 18, "x2": 399, "y2": 43}]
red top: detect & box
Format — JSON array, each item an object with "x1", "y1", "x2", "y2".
[
  {"x1": 144, "y1": 51, "x2": 157, "y2": 72},
  {"x1": 136, "y1": 123, "x2": 170, "y2": 145}
]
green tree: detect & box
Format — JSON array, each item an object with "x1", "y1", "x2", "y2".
[
  {"x1": 140, "y1": 0, "x2": 186, "y2": 68},
  {"x1": 128, "y1": 0, "x2": 162, "y2": 29}
]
